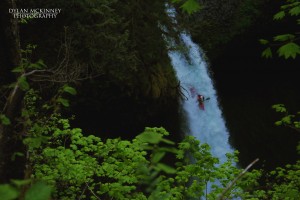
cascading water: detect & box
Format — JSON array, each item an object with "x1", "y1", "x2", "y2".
[{"x1": 168, "y1": 33, "x2": 234, "y2": 163}]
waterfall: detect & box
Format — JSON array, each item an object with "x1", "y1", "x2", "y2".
[{"x1": 168, "y1": 33, "x2": 234, "y2": 163}]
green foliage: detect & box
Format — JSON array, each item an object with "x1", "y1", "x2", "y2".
[
  {"x1": 0, "y1": 184, "x2": 19, "y2": 200},
  {"x1": 24, "y1": 182, "x2": 52, "y2": 200},
  {"x1": 17, "y1": 76, "x2": 30, "y2": 91},
  {"x1": 272, "y1": 104, "x2": 300, "y2": 130},
  {"x1": 0, "y1": 181, "x2": 51, "y2": 200},
  {"x1": 172, "y1": 0, "x2": 202, "y2": 14},
  {"x1": 0, "y1": 114, "x2": 11, "y2": 125},
  {"x1": 261, "y1": 0, "x2": 300, "y2": 59},
  {"x1": 19, "y1": 91, "x2": 263, "y2": 199},
  {"x1": 277, "y1": 42, "x2": 300, "y2": 59},
  {"x1": 262, "y1": 47, "x2": 273, "y2": 58},
  {"x1": 62, "y1": 85, "x2": 77, "y2": 95}
]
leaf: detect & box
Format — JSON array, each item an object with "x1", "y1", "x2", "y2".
[
  {"x1": 11, "y1": 179, "x2": 31, "y2": 187},
  {"x1": 36, "y1": 59, "x2": 46, "y2": 68},
  {"x1": 262, "y1": 47, "x2": 272, "y2": 58},
  {"x1": 289, "y1": 5, "x2": 300, "y2": 16},
  {"x1": 11, "y1": 152, "x2": 24, "y2": 161},
  {"x1": 277, "y1": 42, "x2": 300, "y2": 59},
  {"x1": 11, "y1": 66, "x2": 23, "y2": 73},
  {"x1": 0, "y1": 114, "x2": 11, "y2": 125},
  {"x1": 272, "y1": 104, "x2": 286, "y2": 113},
  {"x1": 161, "y1": 138, "x2": 175, "y2": 145},
  {"x1": 25, "y1": 182, "x2": 52, "y2": 200},
  {"x1": 259, "y1": 39, "x2": 269, "y2": 45},
  {"x1": 180, "y1": 0, "x2": 201, "y2": 14},
  {"x1": 57, "y1": 97, "x2": 70, "y2": 107},
  {"x1": 273, "y1": 11, "x2": 285, "y2": 20},
  {"x1": 137, "y1": 132, "x2": 162, "y2": 144},
  {"x1": 17, "y1": 76, "x2": 30, "y2": 91},
  {"x1": 29, "y1": 59, "x2": 46, "y2": 69},
  {"x1": 63, "y1": 85, "x2": 77, "y2": 95},
  {"x1": 151, "y1": 151, "x2": 166, "y2": 163},
  {"x1": 171, "y1": 0, "x2": 182, "y2": 2},
  {"x1": 274, "y1": 34, "x2": 295, "y2": 42},
  {"x1": 0, "y1": 184, "x2": 19, "y2": 200},
  {"x1": 156, "y1": 163, "x2": 176, "y2": 174},
  {"x1": 23, "y1": 136, "x2": 48, "y2": 149}
]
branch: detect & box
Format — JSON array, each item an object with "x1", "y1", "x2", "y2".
[
  {"x1": 85, "y1": 182, "x2": 101, "y2": 200},
  {"x1": 217, "y1": 158, "x2": 259, "y2": 200}
]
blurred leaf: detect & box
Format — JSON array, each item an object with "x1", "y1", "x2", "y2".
[
  {"x1": 262, "y1": 47, "x2": 272, "y2": 58},
  {"x1": 63, "y1": 85, "x2": 77, "y2": 95},
  {"x1": 180, "y1": 0, "x2": 201, "y2": 14},
  {"x1": 160, "y1": 138, "x2": 175, "y2": 145},
  {"x1": 0, "y1": 184, "x2": 19, "y2": 200},
  {"x1": 157, "y1": 163, "x2": 176, "y2": 174},
  {"x1": 137, "y1": 132, "x2": 162, "y2": 144},
  {"x1": 23, "y1": 136, "x2": 48, "y2": 149},
  {"x1": 151, "y1": 151, "x2": 166, "y2": 163},
  {"x1": 57, "y1": 98, "x2": 70, "y2": 107},
  {"x1": 289, "y1": 5, "x2": 300, "y2": 16},
  {"x1": 272, "y1": 104, "x2": 286, "y2": 113},
  {"x1": 11, "y1": 152, "x2": 24, "y2": 161},
  {"x1": 277, "y1": 42, "x2": 300, "y2": 59},
  {"x1": 18, "y1": 76, "x2": 30, "y2": 91},
  {"x1": 259, "y1": 39, "x2": 269, "y2": 45},
  {"x1": 0, "y1": 114, "x2": 11, "y2": 125},
  {"x1": 11, "y1": 179, "x2": 31, "y2": 187},
  {"x1": 11, "y1": 66, "x2": 23, "y2": 73},
  {"x1": 273, "y1": 11, "x2": 285, "y2": 20},
  {"x1": 25, "y1": 182, "x2": 52, "y2": 200},
  {"x1": 274, "y1": 34, "x2": 295, "y2": 42}
]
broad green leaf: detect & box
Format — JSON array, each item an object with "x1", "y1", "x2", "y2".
[
  {"x1": 151, "y1": 151, "x2": 166, "y2": 163},
  {"x1": 157, "y1": 163, "x2": 176, "y2": 174},
  {"x1": 273, "y1": 11, "x2": 285, "y2": 20},
  {"x1": 282, "y1": 115, "x2": 294, "y2": 124},
  {"x1": 180, "y1": 0, "x2": 201, "y2": 14},
  {"x1": 289, "y1": 5, "x2": 300, "y2": 16},
  {"x1": 57, "y1": 97, "x2": 70, "y2": 107},
  {"x1": 0, "y1": 114, "x2": 11, "y2": 125},
  {"x1": 11, "y1": 179, "x2": 31, "y2": 187},
  {"x1": 272, "y1": 104, "x2": 286, "y2": 113},
  {"x1": 11, "y1": 152, "x2": 24, "y2": 161},
  {"x1": 23, "y1": 136, "x2": 48, "y2": 149},
  {"x1": 274, "y1": 34, "x2": 295, "y2": 42},
  {"x1": 25, "y1": 182, "x2": 52, "y2": 200},
  {"x1": 137, "y1": 132, "x2": 162, "y2": 144},
  {"x1": 11, "y1": 66, "x2": 23, "y2": 73},
  {"x1": 18, "y1": 76, "x2": 30, "y2": 91},
  {"x1": 36, "y1": 59, "x2": 46, "y2": 68},
  {"x1": 259, "y1": 39, "x2": 269, "y2": 45},
  {"x1": 161, "y1": 138, "x2": 175, "y2": 145},
  {"x1": 28, "y1": 59, "x2": 46, "y2": 69},
  {"x1": 294, "y1": 121, "x2": 300, "y2": 128},
  {"x1": 277, "y1": 42, "x2": 300, "y2": 59},
  {"x1": 63, "y1": 85, "x2": 77, "y2": 95},
  {"x1": 262, "y1": 47, "x2": 272, "y2": 58},
  {"x1": 0, "y1": 184, "x2": 19, "y2": 200}
]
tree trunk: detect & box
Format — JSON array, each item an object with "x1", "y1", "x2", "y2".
[{"x1": 0, "y1": 0, "x2": 24, "y2": 182}]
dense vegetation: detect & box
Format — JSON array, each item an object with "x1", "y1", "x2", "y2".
[{"x1": 0, "y1": 0, "x2": 299, "y2": 199}]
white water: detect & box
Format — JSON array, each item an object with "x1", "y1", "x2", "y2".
[{"x1": 168, "y1": 33, "x2": 234, "y2": 163}]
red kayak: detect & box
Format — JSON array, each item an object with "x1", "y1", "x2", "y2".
[{"x1": 199, "y1": 102, "x2": 205, "y2": 110}]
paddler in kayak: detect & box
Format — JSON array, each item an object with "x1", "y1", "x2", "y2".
[{"x1": 197, "y1": 95, "x2": 205, "y2": 110}]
